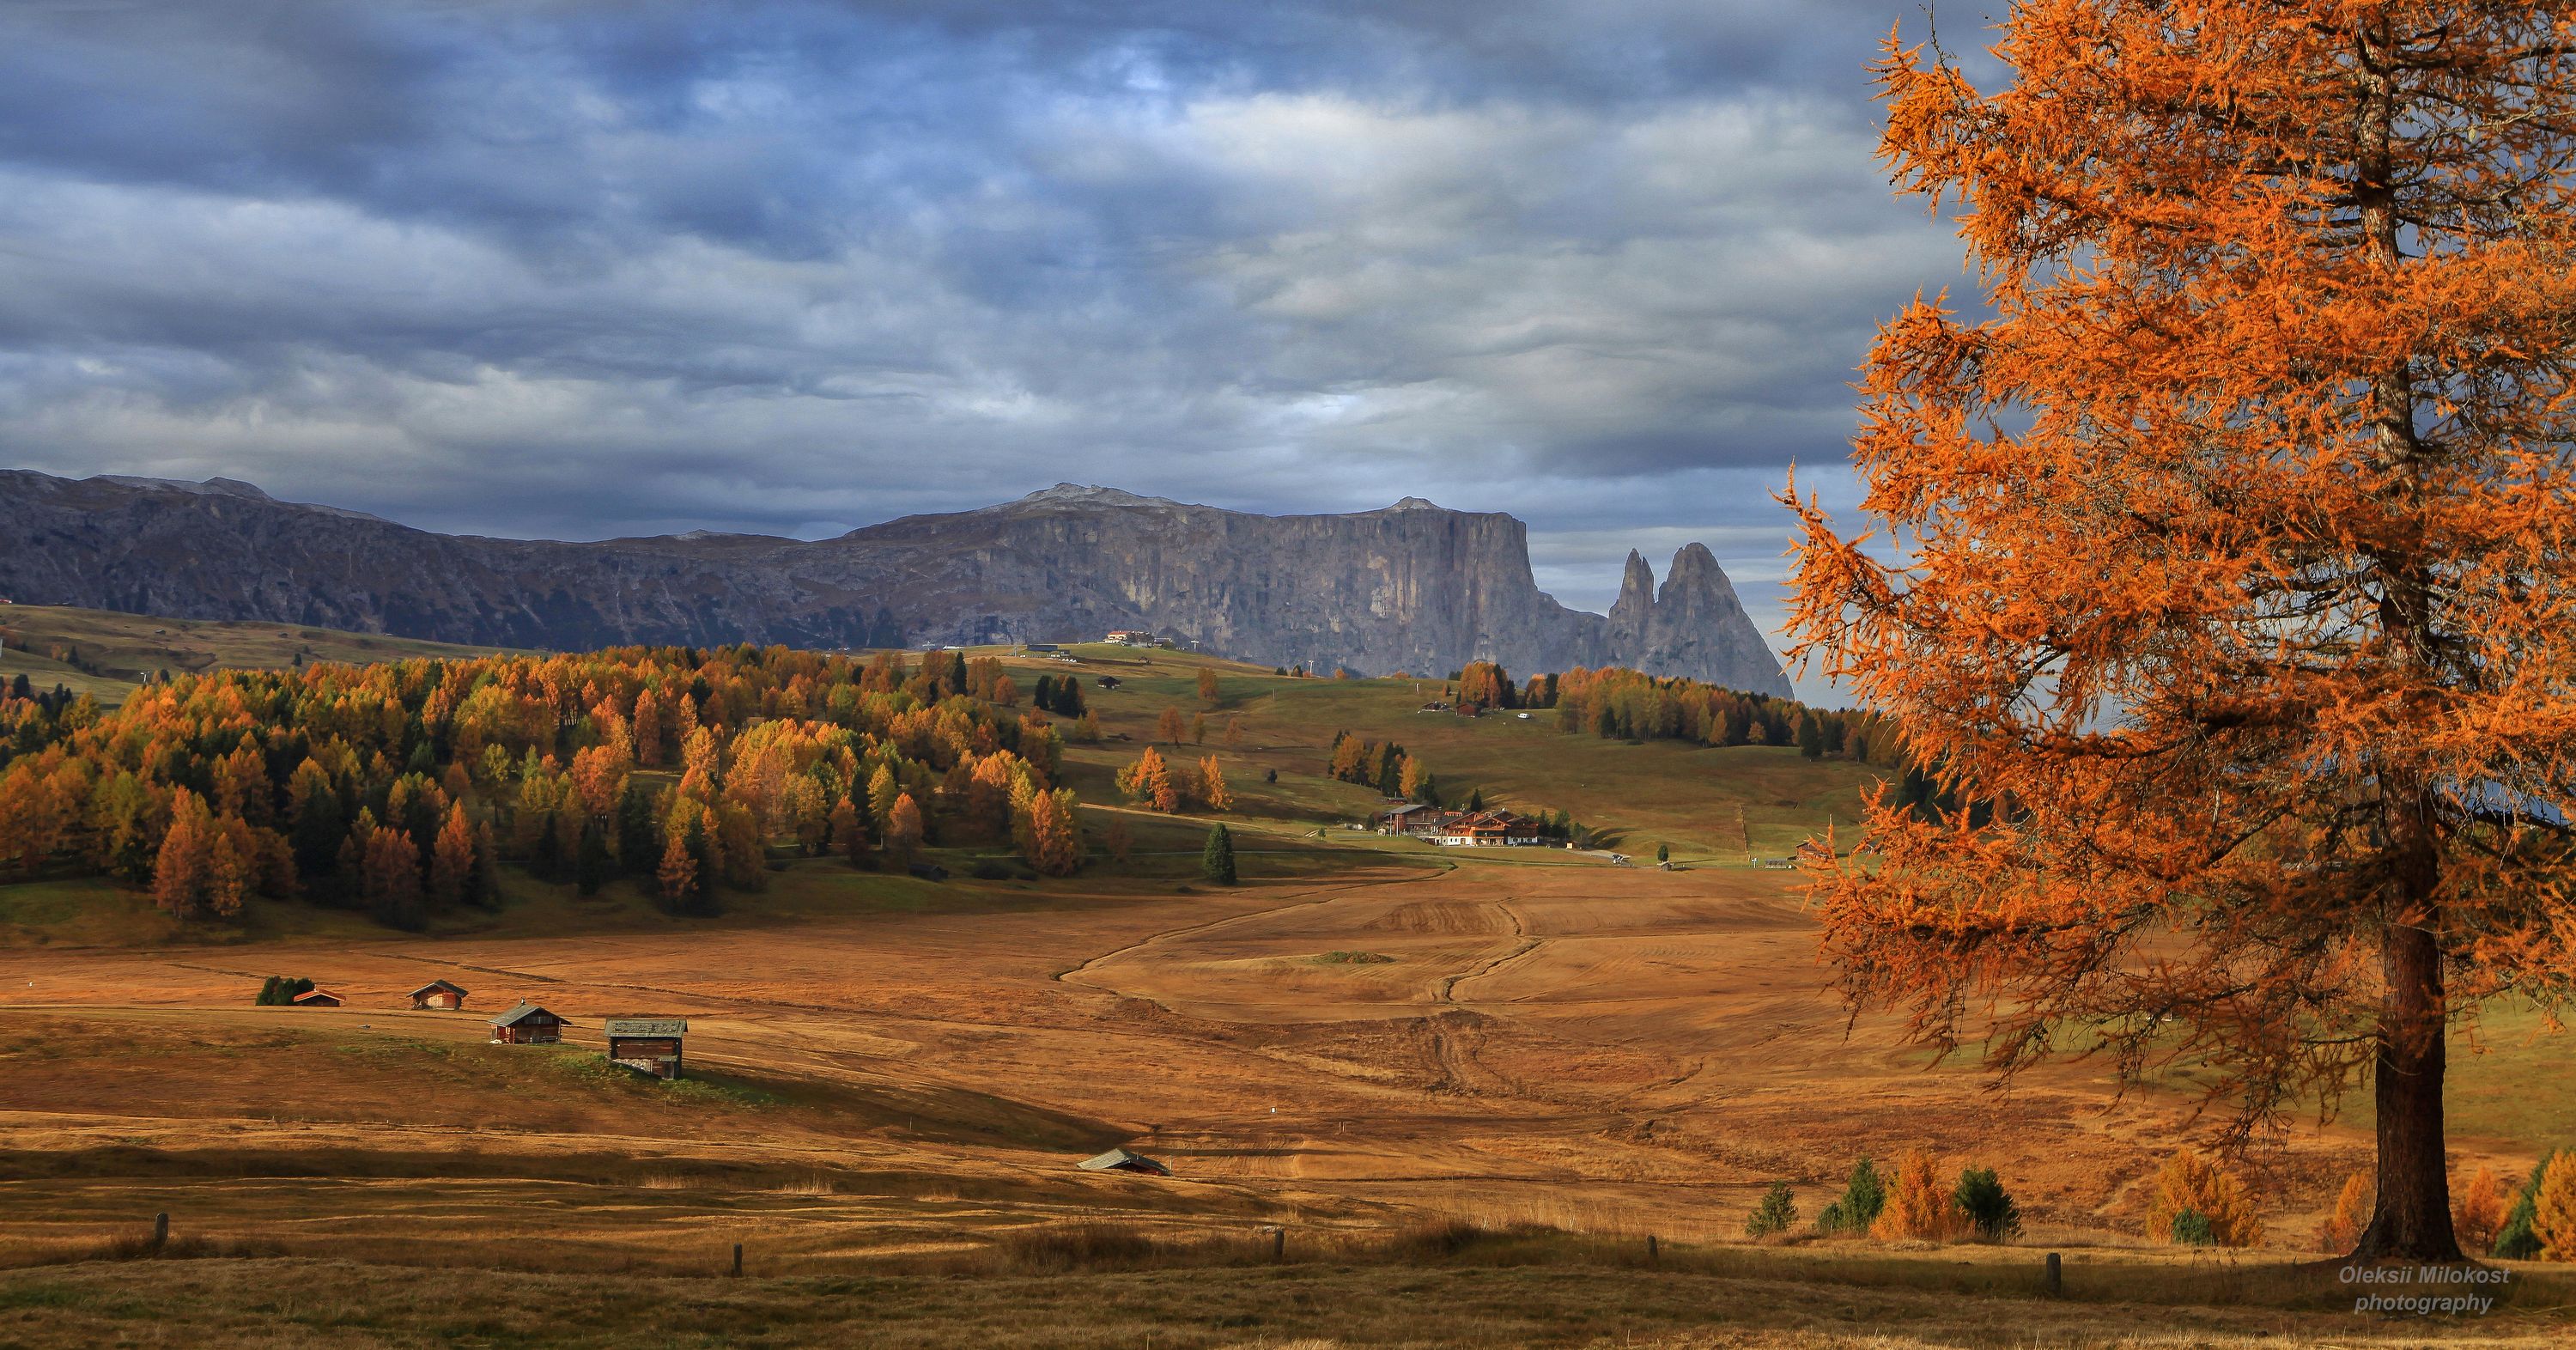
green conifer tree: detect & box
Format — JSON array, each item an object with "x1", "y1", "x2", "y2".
[
  {"x1": 575, "y1": 818, "x2": 614, "y2": 897},
  {"x1": 1745, "y1": 1183, "x2": 1799, "y2": 1237},
  {"x1": 1200, "y1": 824, "x2": 1238, "y2": 885},
  {"x1": 1816, "y1": 1157, "x2": 1886, "y2": 1233},
  {"x1": 1953, "y1": 1166, "x2": 2022, "y2": 1240},
  {"x1": 2493, "y1": 1150, "x2": 2559, "y2": 1259}
]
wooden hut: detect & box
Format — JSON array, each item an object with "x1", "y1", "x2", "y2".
[
  {"x1": 489, "y1": 1002, "x2": 565, "y2": 1044},
  {"x1": 605, "y1": 1019, "x2": 688, "y2": 1079},
  {"x1": 408, "y1": 979, "x2": 469, "y2": 1011},
  {"x1": 289, "y1": 988, "x2": 343, "y2": 1008}
]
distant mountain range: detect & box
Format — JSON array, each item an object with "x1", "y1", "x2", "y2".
[{"x1": 0, "y1": 471, "x2": 1792, "y2": 696}]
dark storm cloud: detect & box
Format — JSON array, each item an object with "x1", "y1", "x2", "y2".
[{"x1": 0, "y1": 0, "x2": 1980, "y2": 691}]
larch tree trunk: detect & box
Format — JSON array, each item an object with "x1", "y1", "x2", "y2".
[{"x1": 2355, "y1": 923, "x2": 2462, "y2": 1261}]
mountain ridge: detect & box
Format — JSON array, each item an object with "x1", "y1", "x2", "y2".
[{"x1": 0, "y1": 470, "x2": 1792, "y2": 695}]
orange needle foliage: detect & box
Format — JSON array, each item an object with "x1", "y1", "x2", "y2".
[{"x1": 1784, "y1": 3, "x2": 2576, "y2": 1262}]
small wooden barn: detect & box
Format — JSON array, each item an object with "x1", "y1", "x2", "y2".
[
  {"x1": 289, "y1": 988, "x2": 343, "y2": 1007},
  {"x1": 605, "y1": 1018, "x2": 688, "y2": 1079},
  {"x1": 409, "y1": 979, "x2": 470, "y2": 1011},
  {"x1": 489, "y1": 1002, "x2": 565, "y2": 1044},
  {"x1": 1076, "y1": 1147, "x2": 1172, "y2": 1176}
]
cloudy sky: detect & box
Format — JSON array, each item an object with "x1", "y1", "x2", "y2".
[{"x1": 0, "y1": 0, "x2": 1978, "y2": 693}]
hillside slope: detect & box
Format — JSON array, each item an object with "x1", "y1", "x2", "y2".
[
  {"x1": 0, "y1": 472, "x2": 1790, "y2": 695},
  {"x1": 0, "y1": 605, "x2": 516, "y2": 705}
]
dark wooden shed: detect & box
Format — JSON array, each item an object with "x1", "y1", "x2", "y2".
[
  {"x1": 489, "y1": 1001, "x2": 565, "y2": 1044},
  {"x1": 605, "y1": 1018, "x2": 688, "y2": 1079},
  {"x1": 409, "y1": 979, "x2": 469, "y2": 1011}
]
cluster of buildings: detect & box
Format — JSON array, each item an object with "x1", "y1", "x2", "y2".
[
  {"x1": 1370, "y1": 803, "x2": 1547, "y2": 846},
  {"x1": 266, "y1": 978, "x2": 691, "y2": 1079}
]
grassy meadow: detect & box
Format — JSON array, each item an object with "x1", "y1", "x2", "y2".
[
  {"x1": 0, "y1": 625, "x2": 2567, "y2": 1347},
  {"x1": 0, "y1": 604, "x2": 517, "y2": 706}
]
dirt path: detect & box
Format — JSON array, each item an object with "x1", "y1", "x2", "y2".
[{"x1": 1437, "y1": 900, "x2": 1539, "y2": 1005}]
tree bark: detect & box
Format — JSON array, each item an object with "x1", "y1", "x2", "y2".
[
  {"x1": 2342, "y1": 13, "x2": 2462, "y2": 1268},
  {"x1": 2352, "y1": 922, "x2": 2462, "y2": 1261}
]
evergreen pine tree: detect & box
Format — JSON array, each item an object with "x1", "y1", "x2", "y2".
[
  {"x1": 1816, "y1": 1157, "x2": 1886, "y2": 1233},
  {"x1": 471, "y1": 822, "x2": 502, "y2": 910},
  {"x1": 2494, "y1": 1150, "x2": 2558, "y2": 1259},
  {"x1": 1745, "y1": 1183, "x2": 1799, "y2": 1238},
  {"x1": 1953, "y1": 1166, "x2": 2022, "y2": 1240},
  {"x1": 616, "y1": 780, "x2": 659, "y2": 874},
  {"x1": 287, "y1": 768, "x2": 344, "y2": 886},
  {"x1": 575, "y1": 818, "x2": 613, "y2": 896},
  {"x1": 1200, "y1": 823, "x2": 1237, "y2": 885}
]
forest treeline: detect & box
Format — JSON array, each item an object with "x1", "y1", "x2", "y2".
[
  {"x1": 0, "y1": 647, "x2": 1081, "y2": 930},
  {"x1": 1437, "y1": 660, "x2": 1911, "y2": 768},
  {"x1": 1470, "y1": 664, "x2": 1906, "y2": 766},
  {"x1": 1437, "y1": 661, "x2": 1952, "y2": 824}
]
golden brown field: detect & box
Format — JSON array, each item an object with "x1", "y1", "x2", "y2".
[
  {"x1": 1, "y1": 642, "x2": 2567, "y2": 1347},
  {"x1": 4, "y1": 844, "x2": 2569, "y2": 1347}
]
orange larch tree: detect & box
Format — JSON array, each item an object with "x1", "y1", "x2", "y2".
[
  {"x1": 1200, "y1": 755, "x2": 1233, "y2": 812},
  {"x1": 1786, "y1": 2, "x2": 2576, "y2": 1260},
  {"x1": 1025, "y1": 788, "x2": 1084, "y2": 878},
  {"x1": 884, "y1": 792, "x2": 925, "y2": 869}
]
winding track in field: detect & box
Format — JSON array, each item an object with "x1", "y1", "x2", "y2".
[{"x1": 1435, "y1": 900, "x2": 1539, "y2": 1005}]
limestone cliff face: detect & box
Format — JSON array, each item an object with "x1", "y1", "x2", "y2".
[{"x1": 0, "y1": 471, "x2": 1792, "y2": 695}]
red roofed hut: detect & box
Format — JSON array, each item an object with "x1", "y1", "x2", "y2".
[
  {"x1": 409, "y1": 979, "x2": 469, "y2": 1011},
  {"x1": 489, "y1": 1002, "x2": 565, "y2": 1044}
]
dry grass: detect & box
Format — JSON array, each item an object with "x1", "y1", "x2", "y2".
[
  {"x1": 0, "y1": 644, "x2": 2567, "y2": 1344},
  {"x1": 0, "y1": 603, "x2": 518, "y2": 705},
  {"x1": 0, "y1": 1245, "x2": 2567, "y2": 1349}
]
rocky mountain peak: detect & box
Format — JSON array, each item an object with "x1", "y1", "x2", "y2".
[
  {"x1": 1009, "y1": 483, "x2": 1174, "y2": 510},
  {"x1": 1666, "y1": 540, "x2": 1722, "y2": 581},
  {"x1": 1607, "y1": 550, "x2": 1656, "y2": 642}
]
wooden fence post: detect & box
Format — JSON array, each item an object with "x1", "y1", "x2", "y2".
[
  {"x1": 2044, "y1": 1251, "x2": 2062, "y2": 1297},
  {"x1": 732, "y1": 1243, "x2": 744, "y2": 1278},
  {"x1": 151, "y1": 1213, "x2": 168, "y2": 1251},
  {"x1": 1647, "y1": 1234, "x2": 1659, "y2": 1264},
  {"x1": 1272, "y1": 1227, "x2": 1285, "y2": 1262}
]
